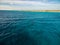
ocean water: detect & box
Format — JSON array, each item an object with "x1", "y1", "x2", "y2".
[{"x1": 0, "y1": 10, "x2": 60, "y2": 45}]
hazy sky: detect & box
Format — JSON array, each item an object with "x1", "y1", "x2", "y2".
[
  {"x1": 0, "y1": 1, "x2": 60, "y2": 10},
  {"x1": 0, "y1": 0, "x2": 60, "y2": 2},
  {"x1": 0, "y1": 0, "x2": 60, "y2": 10},
  {"x1": 0, "y1": 0, "x2": 60, "y2": 3}
]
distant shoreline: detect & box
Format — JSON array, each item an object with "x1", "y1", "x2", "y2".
[
  {"x1": 0, "y1": 10, "x2": 60, "y2": 12},
  {"x1": 22, "y1": 10, "x2": 60, "y2": 12}
]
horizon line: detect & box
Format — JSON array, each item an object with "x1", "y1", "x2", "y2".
[{"x1": 0, "y1": 10, "x2": 60, "y2": 12}]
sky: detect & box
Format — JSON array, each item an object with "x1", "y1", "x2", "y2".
[
  {"x1": 0, "y1": 0, "x2": 60, "y2": 10},
  {"x1": 0, "y1": 0, "x2": 60, "y2": 3}
]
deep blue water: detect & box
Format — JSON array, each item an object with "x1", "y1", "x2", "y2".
[{"x1": 0, "y1": 10, "x2": 60, "y2": 45}]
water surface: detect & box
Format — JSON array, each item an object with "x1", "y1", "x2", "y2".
[{"x1": 0, "y1": 10, "x2": 60, "y2": 45}]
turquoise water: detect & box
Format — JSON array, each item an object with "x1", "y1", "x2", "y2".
[{"x1": 0, "y1": 10, "x2": 60, "y2": 45}]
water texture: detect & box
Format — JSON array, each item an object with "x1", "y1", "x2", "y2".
[{"x1": 0, "y1": 10, "x2": 60, "y2": 45}]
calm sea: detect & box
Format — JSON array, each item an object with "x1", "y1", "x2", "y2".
[{"x1": 0, "y1": 10, "x2": 60, "y2": 45}]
